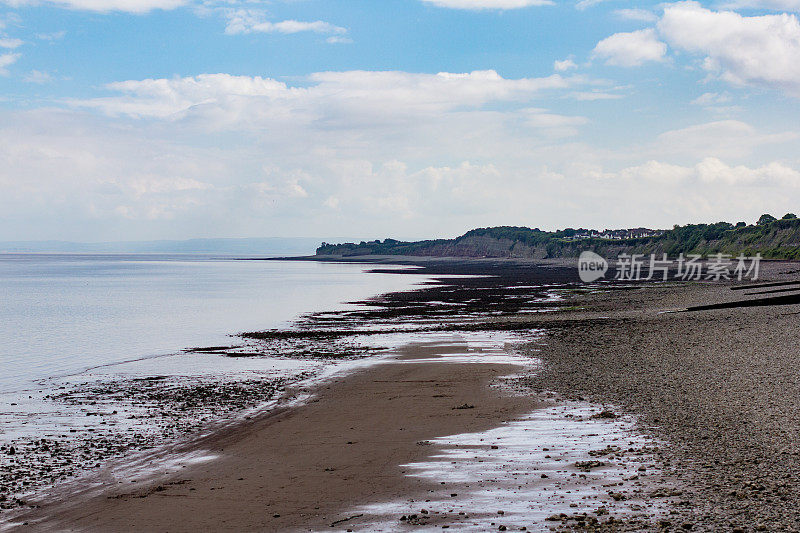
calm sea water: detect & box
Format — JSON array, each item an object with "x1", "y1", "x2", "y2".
[{"x1": 0, "y1": 254, "x2": 423, "y2": 393}]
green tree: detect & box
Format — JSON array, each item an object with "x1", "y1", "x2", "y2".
[
  {"x1": 758, "y1": 214, "x2": 777, "y2": 225},
  {"x1": 782, "y1": 213, "x2": 797, "y2": 219}
]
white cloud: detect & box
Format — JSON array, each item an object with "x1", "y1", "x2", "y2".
[
  {"x1": 72, "y1": 74, "x2": 290, "y2": 118},
  {"x1": 0, "y1": 52, "x2": 20, "y2": 75},
  {"x1": 326, "y1": 36, "x2": 353, "y2": 44},
  {"x1": 613, "y1": 8, "x2": 658, "y2": 22},
  {"x1": 592, "y1": 28, "x2": 667, "y2": 67},
  {"x1": 5, "y1": 62, "x2": 799, "y2": 240},
  {"x1": 419, "y1": 0, "x2": 553, "y2": 9},
  {"x1": 0, "y1": 37, "x2": 23, "y2": 48},
  {"x1": 0, "y1": 68, "x2": 603, "y2": 239},
  {"x1": 521, "y1": 107, "x2": 588, "y2": 137},
  {"x1": 652, "y1": 120, "x2": 797, "y2": 159},
  {"x1": 554, "y1": 58, "x2": 577, "y2": 71},
  {"x1": 622, "y1": 157, "x2": 800, "y2": 186},
  {"x1": 570, "y1": 90, "x2": 624, "y2": 100},
  {"x1": 223, "y1": 9, "x2": 347, "y2": 36},
  {"x1": 658, "y1": 2, "x2": 800, "y2": 95},
  {"x1": 1, "y1": 0, "x2": 188, "y2": 13},
  {"x1": 36, "y1": 30, "x2": 66, "y2": 41},
  {"x1": 4, "y1": 104, "x2": 800, "y2": 240},
  {"x1": 719, "y1": 0, "x2": 800, "y2": 11},
  {"x1": 68, "y1": 70, "x2": 579, "y2": 123},
  {"x1": 23, "y1": 69, "x2": 52, "y2": 83},
  {"x1": 575, "y1": 0, "x2": 607, "y2": 10},
  {"x1": 236, "y1": 19, "x2": 346, "y2": 35},
  {"x1": 690, "y1": 92, "x2": 732, "y2": 105}
]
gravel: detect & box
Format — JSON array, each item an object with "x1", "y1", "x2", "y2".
[{"x1": 521, "y1": 273, "x2": 800, "y2": 531}]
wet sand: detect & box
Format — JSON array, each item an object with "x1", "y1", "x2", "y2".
[
  {"x1": 9, "y1": 336, "x2": 670, "y2": 532},
  {"x1": 12, "y1": 342, "x2": 539, "y2": 531}
]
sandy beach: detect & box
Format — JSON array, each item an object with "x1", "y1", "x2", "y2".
[
  {"x1": 6, "y1": 258, "x2": 800, "y2": 531},
  {"x1": 12, "y1": 341, "x2": 538, "y2": 531},
  {"x1": 9, "y1": 335, "x2": 671, "y2": 532}
]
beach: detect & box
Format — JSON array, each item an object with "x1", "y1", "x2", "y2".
[
  {"x1": 5, "y1": 258, "x2": 800, "y2": 531},
  {"x1": 520, "y1": 267, "x2": 800, "y2": 531},
  {"x1": 6, "y1": 335, "x2": 671, "y2": 532}
]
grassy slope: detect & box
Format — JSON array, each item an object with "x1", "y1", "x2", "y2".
[{"x1": 316, "y1": 219, "x2": 800, "y2": 259}]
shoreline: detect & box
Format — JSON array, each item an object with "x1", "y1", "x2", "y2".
[
  {"x1": 9, "y1": 336, "x2": 673, "y2": 532},
  {"x1": 1, "y1": 257, "x2": 580, "y2": 529},
  {"x1": 6, "y1": 257, "x2": 800, "y2": 530},
  {"x1": 519, "y1": 262, "x2": 800, "y2": 530}
]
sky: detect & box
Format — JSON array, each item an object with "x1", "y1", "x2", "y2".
[{"x1": 2, "y1": 0, "x2": 800, "y2": 241}]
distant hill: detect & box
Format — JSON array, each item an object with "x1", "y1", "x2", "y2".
[
  {"x1": 0, "y1": 237, "x2": 323, "y2": 256},
  {"x1": 316, "y1": 216, "x2": 800, "y2": 260}
]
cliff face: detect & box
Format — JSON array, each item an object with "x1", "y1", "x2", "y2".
[
  {"x1": 316, "y1": 219, "x2": 800, "y2": 260},
  {"x1": 413, "y1": 236, "x2": 545, "y2": 259}
]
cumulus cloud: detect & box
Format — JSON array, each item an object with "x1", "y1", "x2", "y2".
[
  {"x1": 690, "y1": 92, "x2": 733, "y2": 105},
  {"x1": 4, "y1": 103, "x2": 800, "y2": 240},
  {"x1": 719, "y1": 0, "x2": 800, "y2": 11},
  {"x1": 658, "y1": 2, "x2": 800, "y2": 95},
  {"x1": 326, "y1": 36, "x2": 353, "y2": 44},
  {"x1": 575, "y1": 0, "x2": 608, "y2": 10},
  {"x1": 0, "y1": 67, "x2": 605, "y2": 239},
  {"x1": 1, "y1": 0, "x2": 188, "y2": 13},
  {"x1": 67, "y1": 70, "x2": 579, "y2": 124},
  {"x1": 70, "y1": 74, "x2": 289, "y2": 118},
  {"x1": 222, "y1": 9, "x2": 347, "y2": 37},
  {"x1": 570, "y1": 90, "x2": 624, "y2": 100},
  {"x1": 36, "y1": 30, "x2": 66, "y2": 41},
  {"x1": 0, "y1": 52, "x2": 20, "y2": 75},
  {"x1": 419, "y1": 0, "x2": 553, "y2": 9},
  {"x1": 592, "y1": 28, "x2": 667, "y2": 67},
  {"x1": 621, "y1": 157, "x2": 800, "y2": 186},
  {"x1": 23, "y1": 69, "x2": 53, "y2": 83},
  {"x1": 0, "y1": 37, "x2": 23, "y2": 48},
  {"x1": 613, "y1": 8, "x2": 658, "y2": 21},
  {"x1": 554, "y1": 58, "x2": 577, "y2": 71}
]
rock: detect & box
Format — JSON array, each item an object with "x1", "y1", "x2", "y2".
[
  {"x1": 593, "y1": 410, "x2": 618, "y2": 419},
  {"x1": 575, "y1": 460, "x2": 606, "y2": 471}
]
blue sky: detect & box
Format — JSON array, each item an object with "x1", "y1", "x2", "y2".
[{"x1": 2, "y1": 0, "x2": 800, "y2": 241}]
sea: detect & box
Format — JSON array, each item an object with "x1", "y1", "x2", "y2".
[{"x1": 0, "y1": 254, "x2": 425, "y2": 395}]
